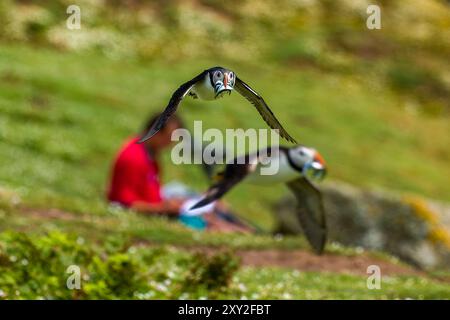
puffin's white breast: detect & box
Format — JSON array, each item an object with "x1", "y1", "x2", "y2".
[
  {"x1": 245, "y1": 151, "x2": 298, "y2": 185},
  {"x1": 191, "y1": 76, "x2": 216, "y2": 101}
]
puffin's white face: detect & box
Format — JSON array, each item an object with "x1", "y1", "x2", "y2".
[
  {"x1": 289, "y1": 146, "x2": 327, "y2": 180},
  {"x1": 211, "y1": 69, "x2": 235, "y2": 98}
]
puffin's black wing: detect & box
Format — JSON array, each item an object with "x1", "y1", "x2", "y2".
[
  {"x1": 234, "y1": 77, "x2": 297, "y2": 144},
  {"x1": 286, "y1": 177, "x2": 327, "y2": 254},
  {"x1": 138, "y1": 71, "x2": 207, "y2": 143},
  {"x1": 190, "y1": 154, "x2": 259, "y2": 210}
]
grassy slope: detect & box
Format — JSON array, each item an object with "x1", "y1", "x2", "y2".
[
  {"x1": 236, "y1": 267, "x2": 450, "y2": 299},
  {"x1": 0, "y1": 44, "x2": 449, "y2": 298},
  {"x1": 0, "y1": 45, "x2": 449, "y2": 223},
  {"x1": 1, "y1": 230, "x2": 449, "y2": 300}
]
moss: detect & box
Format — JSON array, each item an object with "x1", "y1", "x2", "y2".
[
  {"x1": 429, "y1": 227, "x2": 450, "y2": 250},
  {"x1": 405, "y1": 196, "x2": 440, "y2": 225},
  {"x1": 404, "y1": 196, "x2": 450, "y2": 249}
]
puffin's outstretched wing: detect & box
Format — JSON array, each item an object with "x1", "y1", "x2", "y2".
[
  {"x1": 138, "y1": 71, "x2": 207, "y2": 143},
  {"x1": 286, "y1": 177, "x2": 327, "y2": 254},
  {"x1": 190, "y1": 154, "x2": 260, "y2": 210},
  {"x1": 234, "y1": 77, "x2": 297, "y2": 144}
]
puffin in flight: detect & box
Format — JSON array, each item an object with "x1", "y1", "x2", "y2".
[
  {"x1": 138, "y1": 67, "x2": 297, "y2": 144},
  {"x1": 190, "y1": 145, "x2": 328, "y2": 254}
]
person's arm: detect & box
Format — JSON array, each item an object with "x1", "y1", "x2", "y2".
[{"x1": 130, "y1": 198, "x2": 184, "y2": 216}]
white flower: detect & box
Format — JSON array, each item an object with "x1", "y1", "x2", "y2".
[
  {"x1": 237, "y1": 283, "x2": 247, "y2": 292},
  {"x1": 282, "y1": 293, "x2": 292, "y2": 299},
  {"x1": 154, "y1": 283, "x2": 168, "y2": 292},
  {"x1": 179, "y1": 293, "x2": 189, "y2": 300}
]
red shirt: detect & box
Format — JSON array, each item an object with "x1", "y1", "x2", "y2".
[{"x1": 107, "y1": 137, "x2": 162, "y2": 207}]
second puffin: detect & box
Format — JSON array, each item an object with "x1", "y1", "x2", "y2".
[
  {"x1": 138, "y1": 66, "x2": 297, "y2": 144},
  {"x1": 190, "y1": 145, "x2": 328, "y2": 254}
]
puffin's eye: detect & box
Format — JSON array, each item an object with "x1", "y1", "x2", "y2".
[
  {"x1": 215, "y1": 71, "x2": 223, "y2": 80},
  {"x1": 299, "y1": 150, "x2": 305, "y2": 156},
  {"x1": 228, "y1": 73, "x2": 234, "y2": 84}
]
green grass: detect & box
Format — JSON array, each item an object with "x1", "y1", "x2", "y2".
[
  {"x1": 236, "y1": 267, "x2": 450, "y2": 299},
  {"x1": 0, "y1": 195, "x2": 374, "y2": 256},
  {"x1": 0, "y1": 0, "x2": 449, "y2": 299},
  {"x1": 0, "y1": 43, "x2": 449, "y2": 299},
  {"x1": 1, "y1": 231, "x2": 448, "y2": 300},
  {"x1": 0, "y1": 44, "x2": 449, "y2": 230}
]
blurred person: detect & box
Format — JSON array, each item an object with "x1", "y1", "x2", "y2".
[
  {"x1": 107, "y1": 113, "x2": 253, "y2": 233},
  {"x1": 107, "y1": 114, "x2": 183, "y2": 215}
]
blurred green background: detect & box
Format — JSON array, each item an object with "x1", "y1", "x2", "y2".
[{"x1": 0, "y1": 0, "x2": 449, "y2": 299}]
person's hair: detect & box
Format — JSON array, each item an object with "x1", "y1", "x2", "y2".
[{"x1": 142, "y1": 113, "x2": 184, "y2": 134}]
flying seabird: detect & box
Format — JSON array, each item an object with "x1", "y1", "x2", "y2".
[
  {"x1": 190, "y1": 145, "x2": 328, "y2": 254},
  {"x1": 138, "y1": 67, "x2": 297, "y2": 144}
]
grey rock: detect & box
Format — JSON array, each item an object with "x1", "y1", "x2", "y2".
[{"x1": 273, "y1": 181, "x2": 450, "y2": 270}]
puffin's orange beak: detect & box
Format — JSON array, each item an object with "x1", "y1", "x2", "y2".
[
  {"x1": 314, "y1": 152, "x2": 326, "y2": 167},
  {"x1": 311, "y1": 151, "x2": 327, "y2": 180},
  {"x1": 223, "y1": 74, "x2": 228, "y2": 88},
  {"x1": 214, "y1": 73, "x2": 233, "y2": 98}
]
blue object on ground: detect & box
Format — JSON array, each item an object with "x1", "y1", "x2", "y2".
[
  {"x1": 178, "y1": 197, "x2": 215, "y2": 231},
  {"x1": 179, "y1": 215, "x2": 207, "y2": 230}
]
